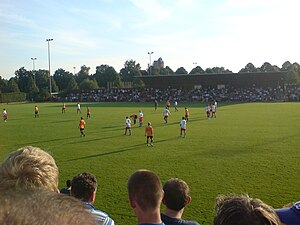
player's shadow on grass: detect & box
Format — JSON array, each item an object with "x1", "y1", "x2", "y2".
[
  {"x1": 17, "y1": 136, "x2": 79, "y2": 146},
  {"x1": 64, "y1": 143, "x2": 146, "y2": 162}
]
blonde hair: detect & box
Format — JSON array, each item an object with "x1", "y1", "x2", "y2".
[
  {"x1": 214, "y1": 194, "x2": 281, "y2": 225},
  {"x1": 0, "y1": 146, "x2": 59, "y2": 192},
  {"x1": 0, "y1": 189, "x2": 99, "y2": 225}
]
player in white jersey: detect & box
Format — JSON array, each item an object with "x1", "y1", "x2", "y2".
[
  {"x1": 3, "y1": 108, "x2": 7, "y2": 122},
  {"x1": 163, "y1": 107, "x2": 171, "y2": 123},
  {"x1": 139, "y1": 110, "x2": 144, "y2": 127},
  {"x1": 174, "y1": 101, "x2": 178, "y2": 112},
  {"x1": 211, "y1": 104, "x2": 216, "y2": 118},
  {"x1": 179, "y1": 117, "x2": 187, "y2": 138},
  {"x1": 124, "y1": 116, "x2": 132, "y2": 135},
  {"x1": 77, "y1": 103, "x2": 81, "y2": 114},
  {"x1": 205, "y1": 105, "x2": 211, "y2": 119}
]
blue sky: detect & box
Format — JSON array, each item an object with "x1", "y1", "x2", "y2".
[{"x1": 1, "y1": 0, "x2": 300, "y2": 79}]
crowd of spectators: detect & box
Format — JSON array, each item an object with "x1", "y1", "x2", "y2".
[{"x1": 57, "y1": 86, "x2": 300, "y2": 103}]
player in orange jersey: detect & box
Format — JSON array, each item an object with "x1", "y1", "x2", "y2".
[
  {"x1": 34, "y1": 105, "x2": 39, "y2": 118},
  {"x1": 62, "y1": 102, "x2": 66, "y2": 113},
  {"x1": 145, "y1": 122, "x2": 154, "y2": 146},
  {"x1": 78, "y1": 117, "x2": 86, "y2": 137},
  {"x1": 86, "y1": 107, "x2": 91, "y2": 119}
]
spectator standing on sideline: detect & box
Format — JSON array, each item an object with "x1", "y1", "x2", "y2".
[
  {"x1": 127, "y1": 169, "x2": 165, "y2": 225},
  {"x1": 161, "y1": 178, "x2": 200, "y2": 225}
]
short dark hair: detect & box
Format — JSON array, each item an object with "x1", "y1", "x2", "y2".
[
  {"x1": 214, "y1": 194, "x2": 281, "y2": 225},
  {"x1": 71, "y1": 172, "x2": 97, "y2": 202},
  {"x1": 163, "y1": 178, "x2": 190, "y2": 211},
  {"x1": 127, "y1": 169, "x2": 162, "y2": 212}
]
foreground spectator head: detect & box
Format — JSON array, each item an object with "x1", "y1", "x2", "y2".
[
  {"x1": 127, "y1": 169, "x2": 163, "y2": 224},
  {"x1": 0, "y1": 146, "x2": 59, "y2": 192},
  {"x1": 163, "y1": 178, "x2": 191, "y2": 211},
  {"x1": 275, "y1": 201, "x2": 300, "y2": 225},
  {"x1": 71, "y1": 172, "x2": 115, "y2": 225},
  {"x1": 214, "y1": 194, "x2": 281, "y2": 225},
  {"x1": 0, "y1": 189, "x2": 99, "y2": 225},
  {"x1": 71, "y1": 172, "x2": 97, "y2": 203}
]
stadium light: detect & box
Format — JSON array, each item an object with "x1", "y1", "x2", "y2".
[
  {"x1": 46, "y1": 38, "x2": 53, "y2": 95},
  {"x1": 31, "y1": 57, "x2": 37, "y2": 81},
  {"x1": 148, "y1": 51, "x2": 154, "y2": 76}
]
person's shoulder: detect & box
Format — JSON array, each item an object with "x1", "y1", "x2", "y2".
[
  {"x1": 89, "y1": 207, "x2": 115, "y2": 225},
  {"x1": 161, "y1": 214, "x2": 200, "y2": 225}
]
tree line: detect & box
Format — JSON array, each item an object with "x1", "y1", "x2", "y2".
[{"x1": 0, "y1": 60, "x2": 299, "y2": 101}]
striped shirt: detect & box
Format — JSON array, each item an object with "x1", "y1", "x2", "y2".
[{"x1": 84, "y1": 202, "x2": 115, "y2": 225}]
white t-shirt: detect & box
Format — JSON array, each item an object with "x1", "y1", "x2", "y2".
[
  {"x1": 174, "y1": 101, "x2": 178, "y2": 106},
  {"x1": 180, "y1": 119, "x2": 187, "y2": 129},
  {"x1": 125, "y1": 118, "x2": 131, "y2": 127},
  {"x1": 3, "y1": 110, "x2": 7, "y2": 116},
  {"x1": 212, "y1": 105, "x2": 216, "y2": 112},
  {"x1": 139, "y1": 112, "x2": 143, "y2": 118},
  {"x1": 163, "y1": 109, "x2": 170, "y2": 116},
  {"x1": 77, "y1": 104, "x2": 81, "y2": 109}
]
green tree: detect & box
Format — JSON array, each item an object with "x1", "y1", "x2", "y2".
[
  {"x1": 79, "y1": 78, "x2": 99, "y2": 91},
  {"x1": 281, "y1": 61, "x2": 292, "y2": 71},
  {"x1": 119, "y1": 60, "x2": 142, "y2": 82},
  {"x1": 239, "y1": 63, "x2": 257, "y2": 73},
  {"x1": 94, "y1": 65, "x2": 121, "y2": 88},
  {"x1": 27, "y1": 76, "x2": 39, "y2": 100},
  {"x1": 35, "y1": 70, "x2": 50, "y2": 91},
  {"x1": 160, "y1": 66, "x2": 174, "y2": 75},
  {"x1": 53, "y1": 69, "x2": 73, "y2": 91},
  {"x1": 175, "y1": 67, "x2": 188, "y2": 75},
  {"x1": 75, "y1": 65, "x2": 90, "y2": 84},
  {"x1": 285, "y1": 63, "x2": 300, "y2": 84},
  {"x1": 66, "y1": 77, "x2": 79, "y2": 93},
  {"x1": 189, "y1": 66, "x2": 205, "y2": 74},
  {"x1": 0, "y1": 76, "x2": 8, "y2": 93},
  {"x1": 6, "y1": 78, "x2": 19, "y2": 92},
  {"x1": 14, "y1": 67, "x2": 31, "y2": 92}
]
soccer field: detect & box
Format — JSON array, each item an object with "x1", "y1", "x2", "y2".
[{"x1": 1, "y1": 102, "x2": 300, "y2": 224}]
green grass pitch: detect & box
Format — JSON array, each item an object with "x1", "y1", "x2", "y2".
[{"x1": 1, "y1": 102, "x2": 300, "y2": 224}]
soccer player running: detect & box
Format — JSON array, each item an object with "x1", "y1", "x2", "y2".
[
  {"x1": 163, "y1": 107, "x2": 171, "y2": 123},
  {"x1": 79, "y1": 117, "x2": 86, "y2": 137},
  {"x1": 154, "y1": 99, "x2": 158, "y2": 110},
  {"x1": 124, "y1": 116, "x2": 132, "y2": 136},
  {"x1": 145, "y1": 122, "x2": 154, "y2": 146},
  {"x1": 180, "y1": 117, "x2": 187, "y2": 138}
]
